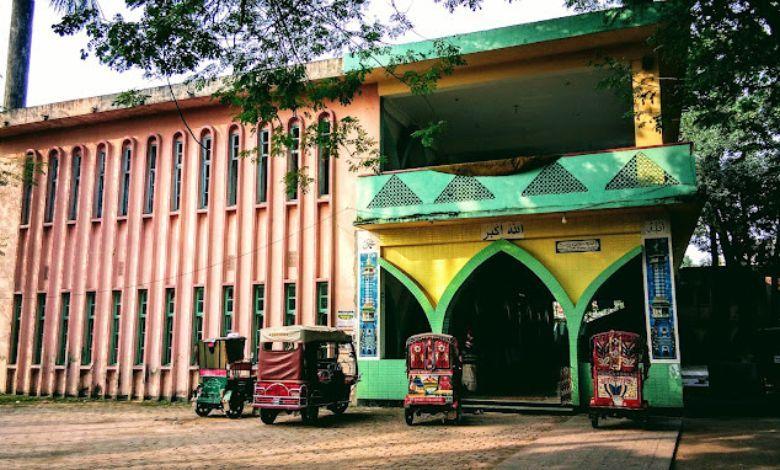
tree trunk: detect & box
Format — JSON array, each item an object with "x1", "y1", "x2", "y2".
[
  {"x1": 3, "y1": 0, "x2": 35, "y2": 110},
  {"x1": 709, "y1": 224, "x2": 719, "y2": 267}
]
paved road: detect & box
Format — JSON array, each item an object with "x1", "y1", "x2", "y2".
[
  {"x1": 0, "y1": 400, "x2": 567, "y2": 469},
  {"x1": 497, "y1": 415, "x2": 680, "y2": 470},
  {"x1": 674, "y1": 416, "x2": 780, "y2": 470}
]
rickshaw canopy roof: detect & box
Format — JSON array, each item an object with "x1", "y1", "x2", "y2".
[
  {"x1": 260, "y1": 325, "x2": 352, "y2": 344},
  {"x1": 406, "y1": 333, "x2": 457, "y2": 347}
]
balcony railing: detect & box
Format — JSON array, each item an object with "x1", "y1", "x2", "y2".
[{"x1": 355, "y1": 143, "x2": 697, "y2": 226}]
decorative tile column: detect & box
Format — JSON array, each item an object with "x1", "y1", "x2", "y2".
[
  {"x1": 356, "y1": 230, "x2": 380, "y2": 359},
  {"x1": 641, "y1": 218, "x2": 681, "y2": 362}
]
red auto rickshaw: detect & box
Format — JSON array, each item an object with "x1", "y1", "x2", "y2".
[
  {"x1": 404, "y1": 333, "x2": 462, "y2": 425},
  {"x1": 589, "y1": 330, "x2": 650, "y2": 428},
  {"x1": 253, "y1": 326, "x2": 358, "y2": 424}
]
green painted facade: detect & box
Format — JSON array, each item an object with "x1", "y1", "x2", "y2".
[
  {"x1": 343, "y1": 6, "x2": 664, "y2": 72},
  {"x1": 359, "y1": 242, "x2": 685, "y2": 408},
  {"x1": 356, "y1": 144, "x2": 696, "y2": 226}
]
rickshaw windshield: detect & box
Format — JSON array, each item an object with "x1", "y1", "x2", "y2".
[
  {"x1": 407, "y1": 335, "x2": 458, "y2": 371},
  {"x1": 198, "y1": 340, "x2": 228, "y2": 369},
  {"x1": 258, "y1": 343, "x2": 304, "y2": 381}
]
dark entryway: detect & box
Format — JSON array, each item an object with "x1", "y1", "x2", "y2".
[
  {"x1": 446, "y1": 253, "x2": 569, "y2": 400},
  {"x1": 381, "y1": 267, "x2": 432, "y2": 359}
]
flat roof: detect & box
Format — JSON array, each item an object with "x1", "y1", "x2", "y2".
[
  {"x1": 343, "y1": 6, "x2": 663, "y2": 72},
  {"x1": 0, "y1": 6, "x2": 662, "y2": 138}
]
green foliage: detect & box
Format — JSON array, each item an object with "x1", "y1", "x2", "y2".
[
  {"x1": 411, "y1": 120, "x2": 447, "y2": 148},
  {"x1": 683, "y1": 95, "x2": 779, "y2": 268},
  {"x1": 111, "y1": 89, "x2": 151, "y2": 107},
  {"x1": 52, "y1": 0, "x2": 482, "y2": 194}
]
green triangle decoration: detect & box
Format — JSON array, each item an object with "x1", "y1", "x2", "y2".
[
  {"x1": 606, "y1": 152, "x2": 680, "y2": 190},
  {"x1": 367, "y1": 175, "x2": 423, "y2": 208},
  {"x1": 522, "y1": 162, "x2": 588, "y2": 196},
  {"x1": 434, "y1": 176, "x2": 495, "y2": 203}
]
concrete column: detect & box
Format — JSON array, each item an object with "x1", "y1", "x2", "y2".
[
  {"x1": 66, "y1": 145, "x2": 95, "y2": 396},
  {"x1": 206, "y1": 127, "x2": 227, "y2": 338},
  {"x1": 174, "y1": 130, "x2": 198, "y2": 399},
  {"x1": 146, "y1": 134, "x2": 170, "y2": 399},
  {"x1": 119, "y1": 138, "x2": 143, "y2": 399},
  {"x1": 236, "y1": 125, "x2": 255, "y2": 354},
  {"x1": 632, "y1": 58, "x2": 663, "y2": 147},
  {"x1": 42, "y1": 148, "x2": 73, "y2": 396},
  {"x1": 93, "y1": 141, "x2": 119, "y2": 398}
]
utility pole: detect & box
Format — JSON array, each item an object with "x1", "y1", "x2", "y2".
[{"x1": 3, "y1": 0, "x2": 35, "y2": 110}]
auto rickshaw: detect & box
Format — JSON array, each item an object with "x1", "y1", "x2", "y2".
[
  {"x1": 194, "y1": 335, "x2": 255, "y2": 418},
  {"x1": 588, "y1": 330, "x2": 649, "y2": 428},
  {"x1": 253, "y1": 326, "x2": 359, "y2": 424},
  {"x1": 404, "y1": 333, "x2": 462, "y2": 425}
]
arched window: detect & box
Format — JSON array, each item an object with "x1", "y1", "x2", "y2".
[
  {"x1": 317, "y1": 114, "x2": 331, "y2": 197},
  {"x1": 226, "y1": 128, "x2": 240, "y2": 207},
  {"x1": 198, "y1": 131, "x2": 212, "y2": 209},
  {"x1": 170, "y1": 134, "x2": 184, "y2": 212},
  {"x1": 143, "y1": 137, "x2": 158, "y2": 214},
  {"x1": 118, "y1": 142, "x2": 132, "y2": 216},
  {"x1": 93, "y1": 144, "x2": 106, "y2": 219},
  {"x1": 44, "y1": 150, "x2": 59, "y2": 223},
  {"x1": 68, "y1": 148, "x2": 82, "y2": 220},
  {"x1": 256, "y1": 126, "x2": 270, "y2": 204},
  {"x1": 287, "y1": 120, "x2": 301, "y2": 201},
  {"x1": 20, "y1": 152, "x2": 34, "y2": 225}
]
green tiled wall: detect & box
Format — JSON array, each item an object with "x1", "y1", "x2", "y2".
[
  {"x1": 357, "y1": 359, "x2": 407, "y2": 400},
  {"x1": 578, "y1": 361, "x2": 683, "y2": 408},
  {"x1": 359, "y1": 359, "x2": 682, "y2": 406}
]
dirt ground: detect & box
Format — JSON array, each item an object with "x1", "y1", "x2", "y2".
[
  {"x1": 674, "y1": 416, "x2": 780, "y2": 470},
  {"x1": 0, "y1": 399, "x2": 566, "y2": 469},
  {"x1": 2, "y1": 398, "x2": 777, "y2": 469}
]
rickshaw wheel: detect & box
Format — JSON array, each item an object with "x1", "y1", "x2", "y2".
[
  {"x1": 226, "y1": 402, "x2": 244, "y2": 419},
  {"x1": 259, "y1": 409, "x2": 278, "y2": 425},
  {"x1": 404, "y1": 408, "x2": 414, "y2": 426},
  {"x1": 590, "y1": 414, "x2": 599, "y2": 428},
  {"x1": 302, "y1": 406, "x2": 319, "y2": 424},
  {"x1": 453, "y1": 407, "x2": 463, "y2": 425},
  {"x1": 195, "y1": 404, "x2": 212, "y2": 417},
  {"x1": 327, "y1": 402, "x2": 349, "y2": 415}
]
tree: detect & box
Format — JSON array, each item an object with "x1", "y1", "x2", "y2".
[
  {"x1": 566, "y1": 0, "x2": 780, "y2": 269},
  {"x1": 3, "y1": 0, "x2": 100, "y2": 110},
  {"x1": 3, "y1": 0, "x2": 35, "y2": 110},
  {"x1": 52, "y1": 0, "x2": 476, "y2": 190}
]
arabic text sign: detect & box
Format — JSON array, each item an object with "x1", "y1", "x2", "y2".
[
  {"x1": 481, "y1": 221, "x2": 524, "y2": 241},
  {"x1": 556, "y1": 239, "x2": 601, "y2": 253}
]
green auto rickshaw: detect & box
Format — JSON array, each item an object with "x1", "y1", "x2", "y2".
[{"x1": 194, "y1": 335, "x2": 255, "y2": 418}]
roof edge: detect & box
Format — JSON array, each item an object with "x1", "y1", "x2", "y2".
[{"x1": 343, "y1": 6, "x2": 664, "y2": 72}]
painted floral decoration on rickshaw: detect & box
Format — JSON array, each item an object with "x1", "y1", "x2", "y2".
[
  {"x1": 594, "y1": 332, "x2": 640, "y2": 371},
  {"x1": 434, "y1": 340, "x2": 450, "y2": 369},
  {"x1": 621, "y1": 340, "x2": 638, "y2": 369},
  {"x1": 410, "y1": 344, "x2": 425, "y2": 369}
]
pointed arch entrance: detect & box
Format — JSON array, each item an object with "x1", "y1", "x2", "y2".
[
  {"x1": 379, "y1": 259, "x2": 433, "y2": 359},
  {"x1": 573, "y1": 248, "x2": 646, "y2": 404},
  {"x1": 439, "y1": 241, "x2": 574, "y2": 401}
]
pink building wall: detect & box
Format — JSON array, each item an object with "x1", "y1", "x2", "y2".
[{"x1": 0, "y1": 86, "x2": 378, "y2": 399}]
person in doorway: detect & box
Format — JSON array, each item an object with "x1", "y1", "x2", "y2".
[{"x1": 462, "y1": 327, "x2": 478, "y2": 393}]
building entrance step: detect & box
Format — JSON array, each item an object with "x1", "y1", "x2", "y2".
[{"x1": 462, "y1": 398, "x2": 575, "y2": 414}]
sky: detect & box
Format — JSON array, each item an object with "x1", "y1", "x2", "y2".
[
  {"x1": 0, "y1": 0, "x2": 573, "y2": 106},
  {"x1": 0, "y1": 0, "x2": 710, "y2": 264}
]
